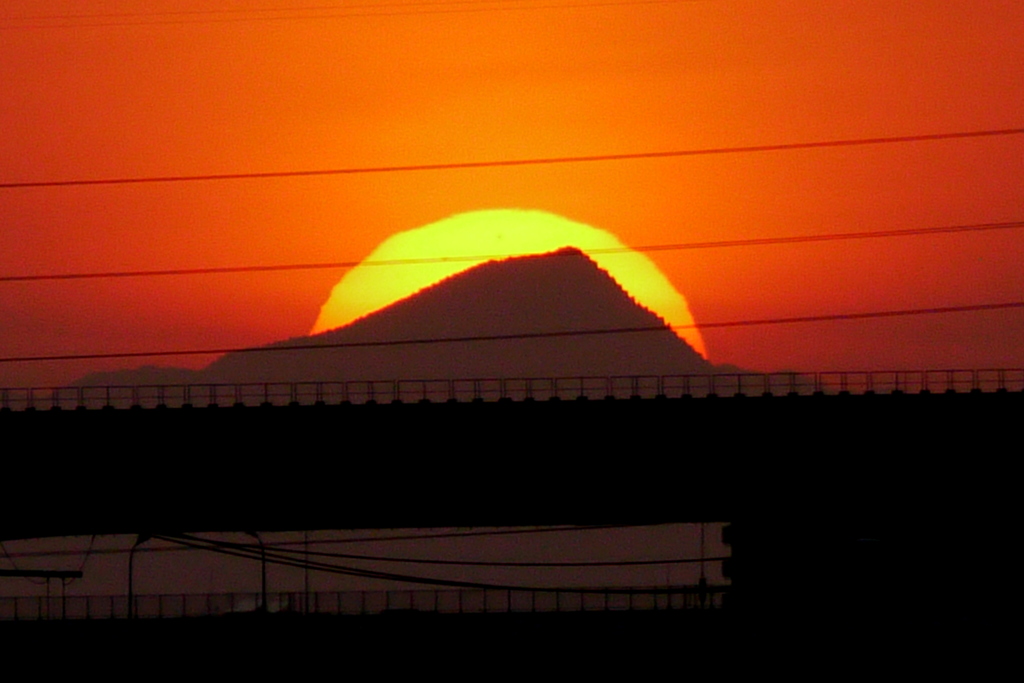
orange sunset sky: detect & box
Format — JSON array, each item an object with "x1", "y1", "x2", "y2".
[{"x1": 2, "y1": 0, "x2": 1022, "y2": 387}]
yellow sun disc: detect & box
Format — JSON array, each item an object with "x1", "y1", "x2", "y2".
[{"x1": 311, "y1": 209, "x2": 706, "y2": 357}]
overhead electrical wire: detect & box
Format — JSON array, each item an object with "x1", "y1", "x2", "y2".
[
  {"x1": 277, "y1": 523, "x2": 657, "y2": 545},
  {"x1": 3, "y1": 219, "x2": 1021, "y2": 284},
  {"x1": 1, "y1": 125, "x2": 1019, "y2": 371},
  {"x1": 156, "y1": 533, "x2": 719, "y2": 593},
  {"x1": 0, "y1": 535, "x2": 94, "y2": 585},
  {"x1": 3, "y1": 0, "x2": 583, "y2": 22},
  {"x1": 0, "y1": 524, "x2": 661, "y2": 560},
  {"x1": 0, "y1": 540, "x2": 47, "y2": 585},
  {"x1": 2, "y1": 128, "x2": 1021, "y2": 190},
  {"x1": 2, "y1": 301, "x2": 1022, "y2": 365},
  {"x1": 187, "y1": 534, "x2": 729, "y2": 568},
  {"x1": 0, "y1": 0, "x2": 710, "y2": 30}
]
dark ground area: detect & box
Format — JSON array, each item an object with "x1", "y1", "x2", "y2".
[{"x1": 2, "y1": 391, "x2": 1013, "y2": 664}]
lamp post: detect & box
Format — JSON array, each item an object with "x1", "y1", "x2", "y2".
[
  {"x1": 245, "y1": 531, "x2": 267, "y2": 613},
  {"x1": 127, "y1": 534, "x2": 151, "y2": 619}
]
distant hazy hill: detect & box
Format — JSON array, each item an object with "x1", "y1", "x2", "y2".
[
  {"x1": 77, "y1": 249, "x2": 716, "y2": 385},
  {"x1": 74, "y1": 364, "x2": 200, "y2": 387}
]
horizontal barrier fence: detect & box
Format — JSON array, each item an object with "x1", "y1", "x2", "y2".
[
  {"x1": 0, "y1": 585, "x2": 726, "y2": 621},
  {"x1": 2, "y1": 370, "x2": 1022, "y2": 411}
]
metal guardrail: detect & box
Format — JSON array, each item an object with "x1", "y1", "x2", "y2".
[
  {"x1": 0, "y1": 585, "x2": 727, "y2": 621},
  {"x1": 1, "y1": 370, "x2": 1021, "y2": 411}
]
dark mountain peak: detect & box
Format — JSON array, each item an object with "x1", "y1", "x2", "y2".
[
  {"x1": 203, "y1": 248, "x2": 711, "y2": 381},
  {"x1": 78, "y1": 250, "x2": 715, "y2": 386},
  {"x1": 310, "y1": 247, "x2": 668, "y2": 344}
]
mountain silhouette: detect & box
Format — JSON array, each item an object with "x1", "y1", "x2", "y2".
[{"x1": 77, "y1": 249, "x2": 716, "y2": 385}]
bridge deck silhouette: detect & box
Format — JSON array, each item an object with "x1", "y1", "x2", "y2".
[
  {"x1": 3, "y1": 373, "x2": 1016, "y2": 625},
  {"x1": 3, "y1": 368, "x2": 1023, "y2": 411}
]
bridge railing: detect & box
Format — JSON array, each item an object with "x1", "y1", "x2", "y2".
[
  {"x1": 0, "y1": 585, "x2": 726, "y2": 621},
  {"x1": 2, "y1": 369, "x2": 1021, "y2": 411}
]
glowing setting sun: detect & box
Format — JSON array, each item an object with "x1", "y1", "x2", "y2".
[
  {"x1": 311, "y1": 210, "x2": 707, "y2": 357},
  {"x1": 0, "y1": 1, "x2": 1022, "y2": 388}
]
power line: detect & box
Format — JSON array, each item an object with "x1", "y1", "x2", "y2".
[
  {"x1": 198, "y1": 535, "x2": 727, "y2": 568},
  {"x1": 0, "y1": 326, "x2": 669, "y2": 363},
  {"x1": 3, "y1": 0, "x2": 549, "y2": 21},
  {"x1": 287, "y1": 523, "x2": 656, "y2": 545},
  {"x1": 3, "y1": 219, "x2": 1022, "y2": 284},
  {"x1": 157, "y1": 534, "x2": 721, "y2": 593},
  {"x1": 633, "y1": 220, "x2": 1024, "y2": 253},
  {"x1": 2, "y1": 301, "x2": 1022, "y2": 365},
  {"x1": 0, "y1": 525, "x2": 659, "y2": 559},
  {"x1": 693, "y1": 302, "x2": 1024, "y2": 330},
  {"x1": 1, "y1": 261, "x2": 363, "y2": 284},
  {"x1": 3, "y1": 128, "x2": 1021, "y2": 190},
  {"x1": 0, "y1": 0, "x2": 707, "y2": 30},
  {"x1": 0, "y1": 541, "x2": 47, "y2": 585}
]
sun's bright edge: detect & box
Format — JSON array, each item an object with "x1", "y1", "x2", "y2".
[{"x1": 311, "y1": 209, "x2": 706, "y2": 358}]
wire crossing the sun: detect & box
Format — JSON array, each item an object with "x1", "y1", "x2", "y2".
[
  {"x1": 2, "y1": 128, "x2": 1021, "y2": 189},
  {"x1": 2, "y1": 301, "x2": 1022, "y2": 365},
  {"x1": 2, "y1": 219, "x2": 1021, "y2": 284}
]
